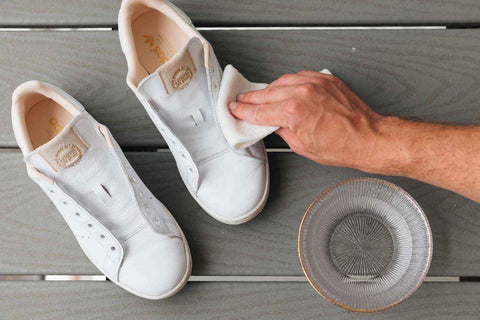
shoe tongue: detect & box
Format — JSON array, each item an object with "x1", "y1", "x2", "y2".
[
  {"x1": 28, "y1": 116, "x2": 90, "y2": 174},
  {"x1": 138, "y1": 37, "x2": 202, "y2": 97},
  {"x1": 24, "y1": 113, "x2": 104, "y2": 177},
  {"x1": 137, "y1": 36, "x2": 231, "y2": 161}
]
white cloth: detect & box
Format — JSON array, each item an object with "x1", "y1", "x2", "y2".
[{"x1": 216, "y1": 65, "x2": 332, "y2": 150}]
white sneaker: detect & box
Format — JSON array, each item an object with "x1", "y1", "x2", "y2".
[
  {"x1": 11, "y1": 81, "x2": 191, "y2": 299},
  {"x1": 118, "y1": 0, "x2": 270, "y2": 224}
]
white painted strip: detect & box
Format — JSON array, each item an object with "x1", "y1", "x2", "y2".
[
  {"x1": 189, "y1": 276, "x2": 306, "y2": 282},
  {"x1": 0, "y1": 275, "x2": 463, "y2": 282},
  {"x1": 0, "y1": 27, "x2": 112, "y2": 32},
  {"x1": 0, "y1": 26, "x2": 446, "y2": 32},
  {"x1": 0, "y1": 275, "x2": 108, "y2": 281},
  {"x1": 190, "y1": 276, "x2": 461, "y2": 282},
  {"x1": 45, "y1": 275, "x2": 107, "y2": 281},
  {"x1": 197, "y1": 26, "x2": 447, "y2": 31}
]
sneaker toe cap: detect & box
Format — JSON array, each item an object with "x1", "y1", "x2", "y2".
[
  {"x1": 197, "y1": 151, "x2": 268, "y2": 224},
  {"x1": 118, "y1": 236, "x2": 189, "y2": 299}
]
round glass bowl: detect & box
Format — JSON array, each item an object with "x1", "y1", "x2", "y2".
[{"x1": 298, "y1": 178, "x2": 432, "y2": 312}]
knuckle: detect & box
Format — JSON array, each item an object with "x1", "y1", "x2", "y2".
[
  {"x1": 296, "y1": 83, "x2": 316, "y2": 96},
  {"x1": 283, "y1": 99, "x2": 302, "y2": 116},
  {"x1": 312, "y1": 78, "x2": 328, "y2": 87},
  {"x1": 279, "y1": 73, "x2": 297, "y2": 82}
]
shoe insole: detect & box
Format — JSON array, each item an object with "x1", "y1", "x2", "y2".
[
  {"x1": 132, "y1": 10, "x2": 189, "y2": 74},
  {"x1": 25, "y1": 98, "x2": 73, "y2": 149}
]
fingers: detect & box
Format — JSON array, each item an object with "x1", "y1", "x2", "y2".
[
  {"x1": 268, "y1": 73, "x2": 317, "y2": 87},
  {"x1": 269, "y1": 70, "x2": 336, "y2": 88},
  {"x1": 237, "y1": 85, "x2": 297, "y2": 104},
  {"x1": 229, "y1": 100, "x2": 288, "y2": 127},
  {"x1": 237, "y1": 71, "x2": 333, "y2": 104}
]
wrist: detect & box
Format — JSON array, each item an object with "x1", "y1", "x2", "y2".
[{"x1": 354, "y1": 116, "x2": 415, "y2": 176}]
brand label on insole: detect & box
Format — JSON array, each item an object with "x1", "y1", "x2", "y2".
[
  {"x1": 143, "y1": 35, "x2": 169, "y2": 65},
  {"x1": 157, "y1": 46, "x2": 197, "y2": 94},
  {"x1": 37, "y1": 125, "x2": 88, "y2": 172}
]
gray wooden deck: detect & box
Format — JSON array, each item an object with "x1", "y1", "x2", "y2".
[
  {"x1": 1, "y1": 0, "x2": 480, "y2": 25},
  {"x1": 0, "y1": 1, "x2": 480, "y2": 319}
]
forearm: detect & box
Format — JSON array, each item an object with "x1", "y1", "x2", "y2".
[{"x1": 359, "y1": 116, "x2": 480, "y2": 202}]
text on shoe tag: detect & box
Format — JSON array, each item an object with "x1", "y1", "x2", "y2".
[
  {"x1": 37, "y1": 125, "x2": 89, "y2": 172},
  {"x1": 157, "y1": 46, "x2": 197, "y2": 94}
]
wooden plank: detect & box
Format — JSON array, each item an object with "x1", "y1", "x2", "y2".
[
  {"x1": 0, "y1": 282, "x2": 479, "y2": 319},
  {"x1": 1, "y1": 0, "x2": 480, "y2": 25},
  {"x1": 1, "y1": 30, "x2": 480, "y2": 147},
  {"x1": 0, "y1": 31, "x2": 161, "y2": 148},
  {"x1": 1, "y1": 150, "x2": 479, "y2": 276}
]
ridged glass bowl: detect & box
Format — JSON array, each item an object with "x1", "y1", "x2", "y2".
[{"x1": 298, "y1": 178, "x2": 432, "y2": 312}]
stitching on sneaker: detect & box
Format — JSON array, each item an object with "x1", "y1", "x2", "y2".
[{"x1": 196, "y1": 145, "x2": 231, "y2": 166}]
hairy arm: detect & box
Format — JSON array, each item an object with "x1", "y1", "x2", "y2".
[
  {"x1": 370, "y1": 118, "x2": 480, "y2": 202},
  {"x1": 229, "y1": 70, "x2": 480, "y2": 202}
]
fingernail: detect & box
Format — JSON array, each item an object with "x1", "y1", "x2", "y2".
[
  {"x1": 236, "y1": 93, "x2": 244, "y2": 101},
  {"x1": 228, "y1": 101, "x2": 238, "y2": 111}
]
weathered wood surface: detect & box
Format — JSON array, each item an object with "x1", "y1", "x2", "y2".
[
  {"x1": 1, "y1": 0, "x2": 480, "y2": 26},
  {"x1": 1, "y1": 30, "x2": 480, "y2": 147},
  {"x1": 0, "y1": 282, "x2": 479, "y2": 319},
  {"x1": 1, "y1": 150, "x2": 479, "y2": 276},
  {"x1": 0, "y1": 0, "x2": 480, "y2": 320},
  {"x1": 1, "y1": 2, "x2": 480, "y2": 317}
]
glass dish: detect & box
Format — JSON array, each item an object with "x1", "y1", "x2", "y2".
[{"x1": 298, "y1": 178, "x2": 432, "y2": 312}]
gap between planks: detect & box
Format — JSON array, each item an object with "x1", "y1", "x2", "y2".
[
  {"x1": 0, "y1": 275, "x2": 474, "y2": 283},
  {"x1": 0, "y1": 26, "x2": 450, "y2": 32}
]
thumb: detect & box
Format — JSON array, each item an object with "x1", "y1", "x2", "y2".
[{"x1": 276, "y1": 127, "x2": 302, "y2": 152}]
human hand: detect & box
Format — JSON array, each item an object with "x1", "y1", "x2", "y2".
[{"x1": 228, "y1": 70, "x2": 388, "y2": 172}]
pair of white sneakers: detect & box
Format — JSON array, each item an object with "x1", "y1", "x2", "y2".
[{"x1": 11, "y1": 0, "x2": 269, "y2": 299}]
